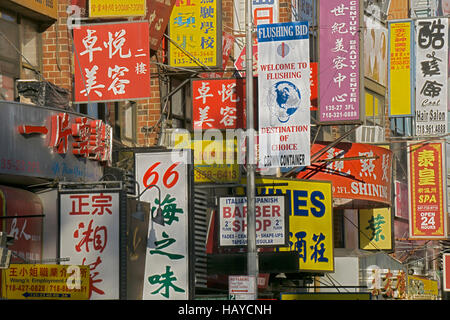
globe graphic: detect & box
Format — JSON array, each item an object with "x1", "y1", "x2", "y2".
[{"x1": 267, "y1": 81, "x2": 302, "y2": 123}]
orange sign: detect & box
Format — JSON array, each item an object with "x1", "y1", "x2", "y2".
[
  {"x1": 297, "y1": 142, "x2": 392, "y2": 206},
  {"x1": 408, "y1": 141, "x2": 447, "y2": 239}
]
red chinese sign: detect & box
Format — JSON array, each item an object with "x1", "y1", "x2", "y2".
[
  {"x1": 192, "y1": 78, "x2": 246, "y2": 129},
  {"x1": 146, "y1": 0, "x2": 177, "y2": 51},
  {"x1": 18, "y1": 113, "x2": 112, "y2": 165},
  {"x1": 408, "y1": 141, "x2": 447, "y2": 239},
  {"x1": 297, "y1": 142, "x2": 392, "y2": 206},
  {"x1": 59, "y1": 191, "x2": 120, "y2": 299},
  {"x1": 73, "y1": 21, "x2": 150, "y2": 103}
]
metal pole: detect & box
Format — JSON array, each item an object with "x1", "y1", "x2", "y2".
[{"x1": 245, "y1": 0, "x2": 258, "y2": 300}]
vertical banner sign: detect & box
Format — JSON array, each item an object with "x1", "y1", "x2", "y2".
[
  {"x1": 59, "y1": 191, "x2": 120, "y2": 299},
  {"x1": 388, "y1": 20, "x2": 414, "y2": 117},
  {"x1": 319, "y1": 0, "x2": 360, "y2": 123},
  {"x1": 408, "y1": 141, "x2": 447, "y2": 239},
  {"x1": 135, "y1": 151, "x2": 190, "y2": 300},
  {"x1": 169, "y1": 0, "x2": 220, "y2": 68},
  {"x1": 146, "y1": 0, "x2": 177, "y2": 51},
  {"x1": 73, "y1": 21, "x2": 151, "y2": 103},
  {"x1": 415, "y1": 18, "x2": 448, "y2": 136},
  {"x1": 443, "y1": 253, "x2": 450, "y2": 292},
  {"x1": 257, "y1": 21, "x2": 311, "y2": 168}
]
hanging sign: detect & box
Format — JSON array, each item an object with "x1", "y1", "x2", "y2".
[
  {"x1": 59, "y1": 190, "x2": 121, "y2": 299},
  {"x1": 73, "y1": 21, "x2": 151, "y2": 103},
  {"x1": 257, "y1": 21, "x2": 311, "y2": 168},
  {"x1": 408, "y1": 140, "x2": 447, "y2": 239},
  {"x1": 218, "y1": 195, "x2": 287, "y2": 247},
  {"x1": 135, "y1": 150, "x2": 191, "y2": 300},
  {"x1": 318, "y1": 0, "x2": 361, "y2": 123},
  {"x1": 415, "y1": 17, "x2": 448, "y2": 136}
]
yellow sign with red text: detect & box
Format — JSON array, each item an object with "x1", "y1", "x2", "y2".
[{"x1": 1, "y1": 264, "x2": 90, "y2": 300}]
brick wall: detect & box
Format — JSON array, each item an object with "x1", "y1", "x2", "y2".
[{"x1": 42, "y1": 0, "x2": 72, "y2": 91}]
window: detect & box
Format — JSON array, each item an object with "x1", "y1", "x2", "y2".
[
  {"x1": 364, "y1": 90, "x2": 384, "y2": 127},
  {"x1": 169, "y1": 77, "x2": 192, "y2": 129},
  {"x1": 113, "y1": 100, "x2": 137, "y2": 144},
  {"x1": 0, "y1": 9, "x2": 42, "y2": 101}
]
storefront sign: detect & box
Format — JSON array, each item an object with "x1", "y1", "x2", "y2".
[
  {"x1": 73, "y1": 21, "x2": 151, "y2": 103},
  {"x1": 192, "y1": 78, "x2": 246, "y2": 130},
  {"x1": 257, "y1": 21, "x2": 311, "y2": 168},
  {"x1": 408, "y1": 140, "x2": 447, "y2": 239},
  {"x1": 297, "y1": 142, "x2": 393, "y2": 206},
  {"x1": 415, "y1": 18, "x2": 448, "y2": 136},
  {"x1": 228, "y1": 275, "x2": 256, "y2": 300},
  {"x1": 388, "y1": 20, "x2": 414, "y2": 117},
  {"x1": 59, "y1": 191, "x2": 121, "y2": 299},
  {"x1": 89, "y1": 0, "x2": 146, "y2": 17},
  {"x1": 218, "y1": 195, "x2": 287, "y2": 247},
  {"x1": 359, "y1": 208, "x2": 392, "y2": 250},
  {"x1": 169, "y1": 0, "x2": 221, "y2": 68},
  {"x1": 407, "y1": 275, "x2": 439, "y2": 299},
  {"x1": 252, "y1": 178, "x2": 334, "y2": 273},
  {"x1": 19, "y1": 113, "x2": 112, "y2": 166},
  {"x1": 135, "y1": 150, "x2": 191, "y2": 300},
  {"x1": 319, "y1": 0, "x2": 360, "y2": 123},
  {"x1": 1, "y1": 264, "x2": 89, "y2": 300},
  {"x1": 0, "y1": 186, "x2": 43, "y2": 265}
]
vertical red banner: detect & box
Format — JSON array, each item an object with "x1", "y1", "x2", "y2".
[{"x1": 408, "y1": 141, "x2": 447, "y2": 239}]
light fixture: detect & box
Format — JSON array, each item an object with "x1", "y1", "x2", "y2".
[{"x1": 130, "y1": 181, "x2": 165, "y2": 226}]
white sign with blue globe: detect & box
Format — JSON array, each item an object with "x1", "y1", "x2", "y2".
[{"x1": 257, "y1": 21, "x2": 311, "y2": 168}]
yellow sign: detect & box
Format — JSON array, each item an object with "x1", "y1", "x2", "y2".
[
  {"x1": 359, "y1": 208, "x2": 392, "y2": 250},
  {"x1": 247, "y1": 178, "x2": 334, "y2": 272},
  {"x1": 174, "y1": 133, "x2": 240, "y2": 183},
  {"x1": 1, "y1": 264, "x2": 90, "y2": 300},
  {"x1": 10, "y1": 0, "x2": 57, "y2": 19},
  {"x1": 281, "y1": 292, "x2": 371, "y2": 300},
  {"x1": 388, "y1": 21, "x2": 413, "y2": 116},
  {"x1": 89, "y1": 0, "x2": 146, "y2": 17},
  {"x1": 169, "y1": 0, "x2": 219, "y2": 67},
  {"x1": 407, "y1": 275, "x2": 439, "y2": 300}
]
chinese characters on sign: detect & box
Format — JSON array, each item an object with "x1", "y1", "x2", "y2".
[
  {"x1": 135, "y1": 151, "x2": 190, "y2": 300},
  {"x1": 319, "y1": 0, "x2": 360, "y2": 123},
  {"x1": 388, "y1": 21, "x2": 414, "y2": 116},
  {"x1": 169, "y1": 0, "x2": 220, "y2": 67},
  {"x1": 18, "y1": 113, "x2": 113, "y2": 166},
  {"x1": 408, "y1": 141, "x2": 447, "y2": 239},
  {"x1": 359, "y1": 208, "x2": 392, "y2": 250},
  {"x1": 415, "y1": 18, "x2": 448, "y2": 136},
  {"x1": 59, "y1": 192, "x2": 120, "y2": 299},
  {"x1": 1, "y1": 264, "x2": 90, "y2": 300},
  {"x1": 73, "y1": 21, "x2": 151, "y2": 103},
  {"x1": 253, "y1": 178, "x2": 334, "y2": 272},
  {"x1": 297, "y1": 142, "x2": 392, "y2": 206},
  {"x1": 89, "y1": 0, "x2": 146, "y2": 17},
  {"x1": 192, "y1": 79, "x2": 246, "y2": 129},
  {"x1": 147, "y1": 0, "x2": 177, "y2": 51}
]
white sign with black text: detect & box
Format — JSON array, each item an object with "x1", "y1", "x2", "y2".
[{"x1": 219, "y1": 195, "x2": 287, "y2": 247}]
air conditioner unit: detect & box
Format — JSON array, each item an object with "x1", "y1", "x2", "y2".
[{"x1": 355, "y1": 125, "x2": 385, "y2": 143}]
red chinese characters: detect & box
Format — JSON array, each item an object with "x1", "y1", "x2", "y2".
[
  {"x1": 18, "y1": 113, "x2": 112, "y2": 165},
  {"x1": 73, "y1": 21, "x2": 151, "y2": 103}
]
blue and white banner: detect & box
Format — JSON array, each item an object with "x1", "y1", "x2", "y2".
[{"x1": 257, "y1": 21, "x2": 311, "y2": 168}]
